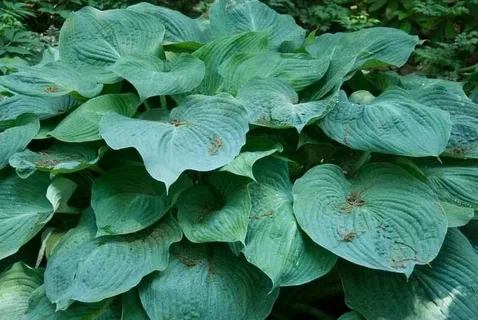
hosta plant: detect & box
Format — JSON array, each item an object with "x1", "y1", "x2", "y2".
[{"x1": 0, "y1": 0, "x2": 477, "y2": 319}]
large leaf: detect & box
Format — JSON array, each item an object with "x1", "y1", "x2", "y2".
[
  {"x1": 239, "y1": 158, "x2": 336, "y2": 288},
  {"x1": 100, "y1": 94, "x2": 249, "y2": 189},
  {"x1": 0, "y1": 95, "x2": 78, "y2": 128},
  {"x1": 238, "y1": 78, "x2": 337, "y2": 132},
  {"x1": 0, "y1": 63, "x2": 103, "y2": 98},
  {"x1": 44, "y1": 209, "x2": 182, "y2": 310},
  {"x1": 304, "y1": 27, "x2": 419, "y2": 100},
  {"x1": 209, "y1": 0, "x2": 305, "y2": 51},
  {"x1": 378, "y1": 73, "x2": 478, "y2": 159},
  {"x1": 0, "y1": 114, "x2": 40, "y2": 169},
  {"x1": 319, "y1": 88, "x2": 451, "y2": 157},
  {"x1": 292, "y1": 163, "x2": 447, "y2": 276},
  {"x1": 50, "y1": 93, "x2": 139, "y2": 143},
  {"x1": 92, "y1": 165, "x2": 191, "y2": 235},
  {"x1": 0, "y1": 262, "x2": 43, "y2": 318},
  {"x1": 177, "y1": 172, "x2": 251, "y2": 244},
  {"x1": 25, "y1": 285, "x2": 121, "y2": 320},
  {"x1": 109, "y1": 54, "x2": 205, "y2": 101},
  {"x1": 218, "y1": 51, "x2": 329, "y2": 94},
  {"x1": 9, "y1": 142, "x2": 106, "y2": 179},
  {"x1": 420, "y1": 162, "x2": 478, "y2": 209},
  {"x1": 340, "y1": 229, "x2": 478, "y2": 320},
  {"x1": 0, "y1": 170, "x2": 53, "y2": 259},
  {"x1": 220, "y1": 135, "x2": 283, "y2": 180},
  {"x1": 192, "y1": 32, "x2": 268, "y2": 95},
  {"x1": 59, "y1": 7, "x2": 165, "y2": 83},
  {"x1": 139, "y1": 242, "x2": 279, "y2": 320},
  {"x1": 128, "y1": 2, "x2": 211, "y2": 44}
]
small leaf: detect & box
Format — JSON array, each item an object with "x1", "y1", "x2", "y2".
[
  {"x1": 319, "y1": 88, "x2": 451, "y2": 157},
  {"x1": 220, "y1": 135, "x2": 283, "y2": 180},
  {"x1": 210, "y1": 0, "x2": 305, "y2": 51},
  {"x1": 440, "y1": 202, "x2": 474, "y2": 228},
  {"x1": 177, "y1": 172, "x2": 251, "y2": 244},
  {"x1": 338, "y1": 311, "x2": 366, "y2": 320},
  {"x1": 46, "y1": 177, "x2": 81, "y2": 214},
  {"x1": 139, "y1": 242, "x2": 279, "y2": 320},
  {"x1": 0, "y1": 262, "x2": 43, "y2": 318},
  {"x1": 240, "y1": 158, "x2": 337, "y2": 288},
  {"x1": 109, "y1": 54, "x2": 205, "y2": 101},
  {"x1": 9, "y1": 142, "x2": 106, "y2": 178},
  {"x1": 100, "y1": 94, "x2": 249, "y2": 189},
  {"x1": 59, "y1": 7, "x2": 165, "y2": 83},
  {"x1": 238, "y1": 78, "x2": 337, "y2": 132},
  {"x1": 122, "y1": 289, "x2": 149, "y2": 320},
  {"x1": 293, "y1": 163, "x2": 447, "y2": 276},
  {"x1": 0, "y1": 114, "x2": 40, "y2": 169},
  {"x1": 0, "y1": 170, "x2": 53, "y2": 260},
  {"x1": 340, "y1": 229, "x2": 478, "y2": 320},
  {"x1": 50, "y1": 93, "x2": 139, "y2": 143},
  {"x1": 92, "y1": 165, "x2": 191, "y2": 235},
  {"x1": 44, "y1": 209, "x2": 183, "y2": 310},
  {"x1": 0, "y1": 63, "x2": 103, "y2": 99}
]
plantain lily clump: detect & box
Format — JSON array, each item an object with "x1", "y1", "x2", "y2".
[{"x1": 0, "y1": 0, "x2": 478, "y2": 319}]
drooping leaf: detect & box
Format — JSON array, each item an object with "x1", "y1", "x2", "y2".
[
  {"x1": 50, "y1": 93, "x2": 139, "y2": 143},
  {"x1": 128, "y1": 2, "x2": 211, "y2": 44},
  {"x1": 25, "y1": 285, "x2": 121, "y2": 320},
  {"x1": 419, "y1": 161, "x2": 478, "y2": 209},
  {"x1": 9, "y1": 142, "x2": 106, "y2": 178},
  {"x1": 0, "y1": 63, "x2": 103, "y2": 98},
  {"x1": 340, "y1": 229, "x2": 478, "y2": 320},
  {"x1": 0, "y1": 95, "x2": 79, "y2": 129},
  {"x1": 218, "y1": 51, "x2": 329, "y2": 94},
  {"x1": 177, "y1": 172, "x2": 251, "y2": 244},
  {"x1": 292, "y1": 163, "x2": 447, "y2": 276},
  {"x1": 239, "y1": 158, "x2": 337, "y2": 288},
  {"x1": 100, "y1": 94, "x2": 249, "y2": 189},
  {"x1": 220, "y1": 135, "x2": 283, "y2": 180},
  {"x1": 109, "y1": 54, "x2": 205, "y2": 101},
  {"x1": 0, "y1": 262, "x2": 43, "y2": 318},
  {"x1": 59, "y1": 7, "x2": 165, "y2": 83},
  {"x1": 304, "y1": 28, "x2": 419, "y2": 100},
  {"x1": 46, "y1": 177, "x2": 81, "y2": 214},
  {"x1": 192, "y1": 32, "x2": 268, "y2": 95},
  {"x1": 0, "y1": 114, "x2": 40, "y2": 169},
  {"x1": 44, "y1": 209, "x2": 183, "y2": 310},
  {"x1": 209, "y1": 0, "x2": 305, "y2": 51},
  {"x1": 319, "y1": 88, "x2": 451, "y2": 157},
  {"x1": 238, "y1": 78, "x2": 337, "y2": 132},
  {"x1": 92, "y1": 165, "x2": 191, "y2": 235},
  {"x1": 0, "y1": 170, "x2": 53, "y2": 260},
  {"x1": 139, "y1": 242, "x2": 279, "y2": 320}
]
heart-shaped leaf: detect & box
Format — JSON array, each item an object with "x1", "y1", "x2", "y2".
[
  {"x1": 238, "y1": 78, "x2": 337, "y2": 132},
  {"x1": 319, "y1": 88, "x2": 451, "y2": 157},
  {"x1": 59, "y1": 7, "x2": 165, "y2": 83},
  {"x1": 100, "y1": 94, "x2": 249, "y2": 189},
  {"x1": 239, "y1": 158, "x2": 337, "y2": 288},
  {"x1": 92, "y1": 165, "x2": 191, "y2": 235},
  {"x1": 340, "y1": 229, "x2": 478, "y2": 320},
  {"x1": 177, "y1": 172, "x2": 251, "y2": 244},
  {"x1": 139, "y1": 242, "x2": 279, "y2": 320},
  {"x1": 44, "y1": 209, "x2": 182, "y2": 310},
  {"x1": 50, "y1": 93, "x2": 139, "y2": 143},
  {"x1": 9, "y1": 142, "x2": 106, "y2": 179},
  {"x1": 293, "y1": 163, "x2": 447, "y2": 276},
  {"x1": 210, "y1": 0, "x2": 305, "y2": 51},
  {"x1": 109, "y1": 54, "x2": 205, "y2": 101}
]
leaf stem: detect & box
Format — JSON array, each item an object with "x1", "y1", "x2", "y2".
[
  {"x1": 160, "y1": 96, "x2": 167, "y2": 109},
  {"x1": 350, "y1": 151, "x2": 371, "y2": 177},
  {"x1": 144, "y1": 99, "x2": 153, "y2": 111},
  {"x1": 89, "y1": 164, "x2": 105, "y2": 175}
]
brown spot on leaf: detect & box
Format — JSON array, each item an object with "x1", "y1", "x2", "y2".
[
  {"x1": 44, "y1": 86, "x2": 59, "y2": 93},
  {"x1": 208, "y1": 135, "x2": 223, "y2": 156}
]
